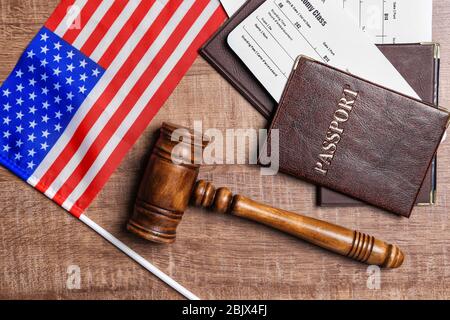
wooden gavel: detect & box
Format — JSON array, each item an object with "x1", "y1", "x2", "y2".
[{"x1": 127, "y1": 122, "x2": 404, "y2": 268}]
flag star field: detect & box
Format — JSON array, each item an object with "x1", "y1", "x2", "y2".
[{"x1": 0, "y1": 27, "x2": 104, "y2": 180}]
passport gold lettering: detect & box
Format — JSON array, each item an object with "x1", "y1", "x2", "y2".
[{"x1": 314, "y1": 87, "x2": 358, "y2": 176}]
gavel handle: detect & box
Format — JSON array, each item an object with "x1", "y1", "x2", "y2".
[{"x1": 192, "y1": 180, "x2": 404, "y2": 268}]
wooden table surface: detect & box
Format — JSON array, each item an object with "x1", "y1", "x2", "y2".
[{"x1": 1, "y1": 0, "x2": 450, "y2": 300}]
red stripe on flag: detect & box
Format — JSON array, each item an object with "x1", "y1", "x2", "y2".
[
  {"x1": 54, "y1": 0, "x2": 211, "y2": 204},
  {"x1": 70, "y1": 6, "x2": 226, "y2": 216},
  {"x1": 35, "y1": 0, "x2": 183, "y2": 194},
  {"x1": 80, "y1": 0, "x2": 128, "y2": 57},
  {"x1": 62, "y1": 0, "x2": 102, "y2": 44},
  {"x1": 97, "y1": 0, "x2": 157, "y2": 69},
  {"x1": 45, "y1": 0, "x2": 76, "y2": 31}
]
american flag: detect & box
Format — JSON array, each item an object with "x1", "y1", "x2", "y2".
[{"x1": 0, "y1": 0, "x2": 226, "y2": 217}]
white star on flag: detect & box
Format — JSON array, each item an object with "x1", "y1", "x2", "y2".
[
  {"x1": 27, "y1": 133, "x2": 36, "y2": 142},
  {"x1": 27, "y1": 50, "x2": 36, "y2": 59},
  {"x1": 53, "y1": 67, "x2": 62, "y2": 76},
  {"x1": 16, "y1": 84, "x2": 24, "y2": 92},
  {"x1": 3, "y1": 89, "x2": 11, "y2": 97},
  {"x1": 40, "y1": 142, "x2": 49, "y2": 150},
  {"x1": 42, "y1": 130, "x2": 50, "y2": 138},
  {"x1": 28, "y1": 149, "x2": 36, "y2": 157},
  {"x1": 67, "y1": 63, "x2": 75, "y2": 72},
  {"x1": 41, "y1": 45, "x2": 49, "y2": 54},
  {"x1": 53, "y1": 54, "x2": 62, "y2": 63},
  {"x1": 65, "y1": 76, "x2": 74, "y2": 85},
  {"x1": 29, "y1": 121, "x2": 37, "y2": 129},
  {"x1": 54, "y1": 42, "x2": 62, "y2": 50},
  {"x1": 40, "y1": 33, "x2": 49, "y2": 42}
]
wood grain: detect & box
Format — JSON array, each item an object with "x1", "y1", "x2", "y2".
[{"x1": 1, "y1": 0, "x2": 450, "y2": 299}]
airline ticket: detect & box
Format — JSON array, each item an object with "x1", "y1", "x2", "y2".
[
  {"x1": 227, "y1": 0, "x2": 420, "y2": 102},
  {"x1": 221, "y1": 0, "x2": 433, "y2": 44}
]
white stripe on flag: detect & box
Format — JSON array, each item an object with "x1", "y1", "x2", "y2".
[
  {"x1": 72, "y1": 0, "x2": 115, "y2": 49},
  {"x1": 54, "y1": 0, "x2": 88, "y2": 37},
  {"x1": 29, "y1": 1, "x2": 167, "y2": 188},
  {"x1": 62, "y1": 0, "x2": 220, "y2": 210},
  {"x1": 89, "y1": 0, "x2": 142, "y2": 63},
  {"x1": 46, "y1": 0, "x2": 196, "y2": 198}
]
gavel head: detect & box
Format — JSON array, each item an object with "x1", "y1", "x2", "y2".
[{"x1": 127, "y1": 122, "x2": 209, "y2": 244}]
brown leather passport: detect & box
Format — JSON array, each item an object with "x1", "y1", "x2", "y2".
[
  {"x1": 267, "y1": 57, "x2": 449, "y2": 217},
  {"x1": 319, "y1": 43, "x2": 441, "y2": 206}
]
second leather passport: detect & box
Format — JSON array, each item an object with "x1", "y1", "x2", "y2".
[{"x1": 267, "y1": 57, "x2": 449, "y2": 217}]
